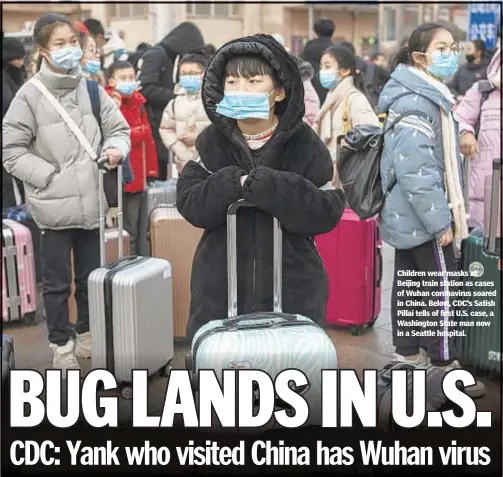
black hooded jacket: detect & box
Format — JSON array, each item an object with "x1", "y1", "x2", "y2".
[
  {"x1": 448, "y1": 57, "x2": 490, "y2": 97},
  {"x1": 176, "y1": 35, "x2": 346, "y2": 340},
  {"x1": 138, "y1": 22, "x2": 205, "y2": 162}
]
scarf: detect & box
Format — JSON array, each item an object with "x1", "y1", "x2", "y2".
[
  {"x1": 313, "y1": 76, "x2": 355, "y2": 144},
  {"x1": 410, "y1": 67, "x2": 469, "y2": 249}
]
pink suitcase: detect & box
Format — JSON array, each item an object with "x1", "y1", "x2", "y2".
[
  {"x1": 315, "y1": 208, "x2": 382, "y2": 335},
  {"x1": 2, "y1": 219, "x2": 37, "y2": 323}
]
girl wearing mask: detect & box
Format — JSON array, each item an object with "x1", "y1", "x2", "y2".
[
  {"x1": 313, "y1": 45, "x2": 379, "y2": 187},
  {"x1": 2, "y1": 13, "x2": 130, "y2": 371},
  {"x1": 378, "y1": 24, "x2": 483, "y2": 393},
  {"x1": 75, "y1": 22, "x2": 105, "y2": 87},
  {"x1": 176, "y1": 34, "x2": 346, "y2": 340},
  {"x1": 159, "y1": 54, "x2": 211, "y2": 174},
  {"x1": 454, "y1": 48, "x2": 501, "y2": 230}
]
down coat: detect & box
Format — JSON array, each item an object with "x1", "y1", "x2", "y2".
[
  {"x1": 159, "y1": 85, "x2": 210, "y2": 170},
  {"x1": 454, "y1": 50, "x2": 501, "y2": 229},
  {"x1": 2, "y1": 59, "x2": 131, "y2": 230},
  {"x1": 176, "y1": 34, "x2": 346, "y2": 339},
  {"x1": 378, "y1": 64, "x2": 461, "y2": 250}
]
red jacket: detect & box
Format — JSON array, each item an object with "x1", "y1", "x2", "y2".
[{"x1": 105, "y1": 87, "x2": 159, "y2": 193}]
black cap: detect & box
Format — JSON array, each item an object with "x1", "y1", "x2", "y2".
[{"x1": 2, "y1": 37, "x2": 26, "y2": 62}]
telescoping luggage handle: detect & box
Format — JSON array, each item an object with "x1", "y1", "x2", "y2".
[
  {"x1": 227, "y1": 200, "x2": 282, "y2": 318},
  {"x1": 487, "y1": 158, "x2": 502, "y2": 254},
  {"x1": 98, "y1": 156, "x2": 124, "y2": 267}
]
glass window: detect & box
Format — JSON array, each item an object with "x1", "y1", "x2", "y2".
[
  {"x1": 195, "y1": 3, "x2": 211, "y2": 16},
  {"x1": 132, "y1": 3, "x2": 148, "y2": 16},
  {"x1": 214, "y1": 3, "x2": 229, "y2": 17},
  {"x1": 402, "y1": 6, "x2": 420, "y2": 39},
  {"x1": 118, "y1": 4, "x2": 130, "y2": 18},
  {"x1": 384, "y1": 7, "x2": 396, "y2": 42},
  {"x1": 231, "y1": 3, "x2": 242, "y2": 16},
  {"x1": 423, "y1": 5, "x2": 434, "y2": 23}
]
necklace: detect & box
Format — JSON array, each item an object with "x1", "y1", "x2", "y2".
[{"x1": 242, "y1": 122, "x2": 278, "y2": 141}]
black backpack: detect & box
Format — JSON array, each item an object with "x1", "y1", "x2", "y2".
[{"x1": 336, "y1": 99, "x2": 430, "y2": 220}]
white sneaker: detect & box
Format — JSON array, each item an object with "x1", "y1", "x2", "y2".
[
  {"x1": 50, "y1": 340, "x2": 80, "y2": 371},
  {"x1": 393, "y1": 350, "x2": 428, "y2": 367},
  {"x1": 75, "y1": 332, "x2": 91, "y2": 359}
]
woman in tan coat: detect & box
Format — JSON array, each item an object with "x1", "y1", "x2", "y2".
[
  {"x1": 313, "y1": 45, "x2": 379, "y2": 187},
  {"x1": 159, "y1": 53, "x2": 210, "y2": 173}
]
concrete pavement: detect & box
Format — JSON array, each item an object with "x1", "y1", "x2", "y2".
[{"x1": 3, "y1": 244, "x2": 501, "y2": 421}]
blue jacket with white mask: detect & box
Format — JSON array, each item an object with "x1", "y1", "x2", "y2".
[{"x1": 378, "y1": 63, "x2": 463, "y2": 250}]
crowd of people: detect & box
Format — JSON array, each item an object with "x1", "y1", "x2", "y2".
[{"x1": 1, "y1": 14, "x2": 501, "y2": 377}]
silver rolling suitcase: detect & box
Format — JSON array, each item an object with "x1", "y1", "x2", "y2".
[
  {"x1": 137, "y1": 179, "x2": 177, "y2": 256},
  {"x1": 185, "y1": 200, "x2": 338, "y2": 427},
  {"x1": 89, "y1": 163, "x2": 174, "y2": 398}
]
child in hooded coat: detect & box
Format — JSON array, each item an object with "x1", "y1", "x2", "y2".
[{"x1": 176, "y1": 34, "x2": 346, "y2": 340}]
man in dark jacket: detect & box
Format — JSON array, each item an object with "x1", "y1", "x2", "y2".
[
  {"x1": 2, "y1": 37, "x2": 26, "y2": 207},
  {"x1": 449, "y1": 39, "x2": 490, "y2": 101},
  {"x1": 301, "y1": 18, "x2": 335, "y2": 104},
  {"x1": 137, "y1": 22, "x2": 205, "y2": 180},
  {"x1": 176, "y1": 34, "x2": 346, "y2": 339},
  {"x1": 337, "y1": 41, "x2": 389, "y2": 109}
]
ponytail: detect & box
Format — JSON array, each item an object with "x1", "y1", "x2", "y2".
[
  {"x1": 390, "y1": 46, "x2": 409, "y2": 72},
  {"x1": 352, "y1": 68, "x2": 366, "y2": 94},
  {"x1": 36, "y1": 53, "x2": 43, "y2": 72}
]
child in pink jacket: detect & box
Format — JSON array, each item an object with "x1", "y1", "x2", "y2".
[
  {"x1": 292, "y1": 54, "x2": 320, "y2": 126},
  {"x1": 455, "y1": 48, "x2": 501, "y2": 229}
]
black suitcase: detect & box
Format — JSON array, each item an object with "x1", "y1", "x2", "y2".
[
  {"x1": 2, "y1": 335, "x2": 15, "y2": 389},
  {"x1": 377, "y1": 361, "x2": 448, "y2": 430}
]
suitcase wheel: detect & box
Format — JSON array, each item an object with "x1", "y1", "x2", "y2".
[
  {"x1": 24, "y1": 312, "x2": 36, "y2": 326},
  {"x1": 349, "y1": 325, "x2": 363, "y2": 336},
  {"x1": 120, "y1": 384, "x2": 133, "y2": 400},
  {"x1": 160, "y1": 362, "x2": 172, "y2": 377},
  {"x1": 185, "y1": 353, "x2": 193, "y2": 371}
]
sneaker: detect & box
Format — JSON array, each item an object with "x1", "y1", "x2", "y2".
[
  {"x1": 75, "y1": 332, "x2": 91, "y2": 359},
  {"x1": 393, "y1": 351, "x2": 428, "y2": 367},
  {"x1": 50, "y1": 340, "x2": 80, "y2": 371},
  {"x1": 433, "y1": 360, "x2": 486, "y2": 398}
]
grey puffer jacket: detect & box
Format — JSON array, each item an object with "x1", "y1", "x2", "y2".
[
  {"x1": 2, "y1": 59, "x2": 130, "y2": 230},
  {"x1": 378, "y1": 64, "x2": 461, "y2": 250}
]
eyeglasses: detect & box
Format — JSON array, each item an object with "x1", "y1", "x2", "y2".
[{"x1": 433, "y1": 44, "x2": 464, "y2": 57}]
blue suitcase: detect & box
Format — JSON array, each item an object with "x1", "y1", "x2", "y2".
[{"x1": 185, "y1": 200, "x2": 338, "y2": 428}]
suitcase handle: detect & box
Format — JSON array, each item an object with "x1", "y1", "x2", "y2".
[
  {"x1": 376, "y1": 245, "x2": 383, "y2": 289},
  {"x1": 486, "y1": 158, "x2": 502, "y2": 254},
  {"x1": 222, "y1": 312, "x2": 297, "y2": 328},
  {"x1": 227, "y1": 199, "x2": 282, "y2": 318},
  {"x1": 98, "y1": 155, "x2": 124, "y2": 267},
  {"x1": 105, "y1": 255, "x2": 138, "y2": 270}
]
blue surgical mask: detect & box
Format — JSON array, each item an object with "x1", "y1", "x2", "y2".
[
  {"x1": 319, "y1": 69, "x2": 339, "y2": 89},
  {"x1": 216, "y1": 91, "x2": 272, "y2": 120},
  {"x1": 427, "y1": 51, "x2": 459, "y2": 80},
  {"x1": 50, "y1": 46, "x2": 83, "y2": 70},
  {"x1": 83, "y1": 59, "x2": 101, "y2": 75},
  {"x1": 116, "y1": 81, "x2": 137, "y2": 96},
  {"x1": 179, "y1": 75, "x2": 202, "y2": 94}
]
